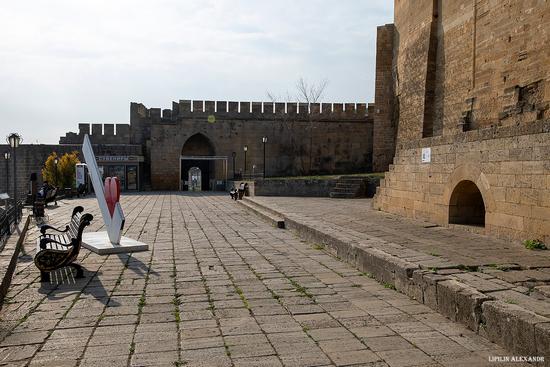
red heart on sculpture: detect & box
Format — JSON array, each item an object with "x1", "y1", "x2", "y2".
[{"x1": 104, "y1": 177, "x2": 121, "y2": 217}]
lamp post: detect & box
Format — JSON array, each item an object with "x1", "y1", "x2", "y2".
[
  {"x1": 54, "y1": 157, "x2": 59, "y2": 188},
  {"x1": 7, "y1": 133, "x2": 21, "y2": 222},
  {"x1": 243, "y1": 145, "x2": 248, "y2": 176},
  {"x1": 3, "y1": 151, "x2": 10, "y2": 194},
  {"x1": 262, "y1": 137, "x2": 268, "y2": 179},
  {"x1": 231, "y1": 152, "x2": 236, "y2": 179}
]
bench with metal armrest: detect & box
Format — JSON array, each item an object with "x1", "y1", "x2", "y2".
[{"x1": 34, "y1": 206, "x2": 93, "y2": 282}]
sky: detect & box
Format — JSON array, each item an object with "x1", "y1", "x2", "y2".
[{"x1": 0, "y1": 1, "x2": 394, "y2": 144}]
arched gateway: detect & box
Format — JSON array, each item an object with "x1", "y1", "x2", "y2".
[
  {"x1": 180, "y1": 133, "x2": 228, "y2": 191},
  {"x1": 448, "y1": 180, "x2": 486, "y2": 226}
]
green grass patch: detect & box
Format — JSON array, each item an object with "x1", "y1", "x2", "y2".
[
  {"x1": 312, "y1": 244, "x2": 325, "y2": 250},
  {"x1": 523, "y1": 239, "x2": 547, "y2": 250},
  {"x1": 266, "y1": 172, "x2": 385, "y2": 181},
  {"x1": 383, "y1": 283, "x2": 397, "y2": 290},
  {"x1": 174, "y1": 310, "x2": 181, "y2": 323},
  {"x1": 457, "y1": 265, "x2": 478, "y2": 272},
  {"x1": 289, "y1": 279, "x2": 313, "y2": 299},
  {"x1": 138, "y1": 295, "x2": 146, "y2": 311},
  {"x1": 360, "y1": 272, "x2": 374, "y2": 278}
]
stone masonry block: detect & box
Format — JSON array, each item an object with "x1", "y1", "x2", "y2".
[
  {"x1": 481, "y1": 301, "x2": 549, "y2": 357},
  {"x1": 104, "y1": 124, "x2": 114, "y2": 135},
  {"x1": 437, "y1": 279, "x2": 492, "y2": 332},
  {"x1": 239, "y1": 102, "x2": 250, "y2": 114},
  {"x1": 412, "y1": 271, "x2": 450, "y2": 309},
  {"x1": 534, "y1": 322, "x2": 550, "y2": 360},
  {"x1": 263, "y1": 102, "x2": 274, "y2": 114}
]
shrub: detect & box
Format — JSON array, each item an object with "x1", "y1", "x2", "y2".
[{"x1": 523, "y1": 239, "x2": 547, "y2": 250}]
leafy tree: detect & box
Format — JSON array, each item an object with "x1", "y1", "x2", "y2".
[{"x1": 42, "y1": 151, "x2": 80, "y2": 188}]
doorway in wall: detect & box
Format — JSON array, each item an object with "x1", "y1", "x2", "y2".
[{"x1": 448, "y1": 180, "x2": 486, "y2": 226}]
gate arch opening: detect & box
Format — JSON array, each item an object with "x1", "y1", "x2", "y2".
[
  {"x1": 448, "y1": 180, "x2": 486, "y2": 226},
  {"x1": 181, "y1": 134, "x2": 215, "y2": 191},
  {"x1": 181, "y1": 133, "x2": 215, "y2": 156}
]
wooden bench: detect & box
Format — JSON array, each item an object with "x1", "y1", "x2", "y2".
[{"x1": 34, "y1": 206, "x2": 93, "y2": 282}]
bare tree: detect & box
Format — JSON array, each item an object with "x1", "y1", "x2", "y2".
[
  {"x1": 266, "y1": 78, "x2": 329, "y2": 175},
  {"x1": 295, "y1": 77, "x2": 328, "y2": 104}
]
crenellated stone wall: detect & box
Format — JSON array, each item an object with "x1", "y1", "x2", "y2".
[
  {"x1": 143, "y1": 100, "x2": 374, "y2": 190},
  {"x1": 60, "y1": 123, "x2": 131, "y2": 145}
]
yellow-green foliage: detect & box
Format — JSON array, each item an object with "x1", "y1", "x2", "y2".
[{"x1": 42, "y1": 151, "x2": 80, "y2": 188}]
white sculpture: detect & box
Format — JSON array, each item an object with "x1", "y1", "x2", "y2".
[{"x1": 81, "y1": 134, "x2": 148, "y2": 254}]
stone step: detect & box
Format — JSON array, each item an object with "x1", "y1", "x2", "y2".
[
  {"x1": 237, "y1": 199, "x2": 285, "y2": 229},
  {"x1": 331, "y1": 186, "x2": 360, "y2": 193},
  {"x1": 329, "y1": 192, "x2": 357, "y2": 199},
  {"x1": 338, "y1": 177, "x2": 366, "y2": 182},
  {"x1": 242, "y1": 197, "x2": 283, "y2": 218},
  {"x1": 334, "y1": 183, "x2": 362, "y2": 189}
]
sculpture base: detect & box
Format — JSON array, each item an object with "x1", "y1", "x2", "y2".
[{"x1": 82, "y1": 232, "x2": 148, "y2": 255}]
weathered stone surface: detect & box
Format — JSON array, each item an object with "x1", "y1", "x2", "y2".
[
  {"x1": 481, "y1": 301, "x2": 549, "y2": 356},
  {"x1": 373, "y1": 1, "x2": 550, "y2": 244},
  {"x1": 243, "y1": 196, "x2": 550, "y2": 359},
  {"x1": 436, "y1": 280, "x2": 491, "y2": 332},
  {"x1": 0, "y1": 194, "x2": 508, "y2": 366}
]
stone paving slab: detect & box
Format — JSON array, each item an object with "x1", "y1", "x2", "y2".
[
  {"x1": 0, "y1": 193, "x2": 542, "y2": 366},
  {"x1": 243, "y1": 196, "x2": 550, "y2": 363}
]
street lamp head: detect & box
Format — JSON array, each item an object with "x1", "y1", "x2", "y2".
[
  {"x1": 243, "y1": 145, "x2": 248, "y2": 152},
  {"x1": 232, "y1": 151, "x2": 236, "y2": 158},
  {"x1": 6, "y1": 133, "x2": 22, "y2": 148},
  {"x1": 3, "y1": 151, "x2": 10, "y2": 160},
  {"x1": 262, "y1": 136, "x2": 268, "y2": 143},
  {"x1": 54, "y1": 158, "x2": 59, "y2": 165}
]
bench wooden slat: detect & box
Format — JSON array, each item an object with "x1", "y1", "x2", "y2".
[{"x1": 34, "y1": 207, "x2": 93, "y2": 282}]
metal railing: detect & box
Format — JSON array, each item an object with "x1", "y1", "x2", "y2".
[{"x1": 0, "y1": 200, "x2": 23, "y2": 247}]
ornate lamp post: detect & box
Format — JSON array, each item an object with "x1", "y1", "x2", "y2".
[
  {"x1": 54, "y1": 157, "x2": 59, "y2": 188},
  {"x1": 7, "y1": 133, "x2": 22, "y2": 222},
  {"x1": 243, "y1": 145, "x2": 248, "y2": 176},
  {"x1": 231, "y1": 152, "x2": 236, "y2": 179},
  {"x1": 262, "y1": 136, "x2": 268, "y2": 179},
  {"x1": 3, "y1": 151, "x2": 10, "y2": 194}
]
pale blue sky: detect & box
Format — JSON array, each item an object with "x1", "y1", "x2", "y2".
[{"x1": 0, "y1": 1, "x2": 393, "y2": 144}]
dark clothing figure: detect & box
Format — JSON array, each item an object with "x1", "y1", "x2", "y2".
[
  {"x1": 37, "y1": 182, "x2": 53, "y2": 199},
  {"x1": 238, "y1": 183, "x2": 246, "y2": 200},
  {"x1": 230, "y1": 187, "x2": 238, "y2": 200}
]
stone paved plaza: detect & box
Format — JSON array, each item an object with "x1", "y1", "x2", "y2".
[
  {"x1": 0, "y1": 193, "x2": 525, "y2": 366},
  {"x1": 248, "y1": 197, "x2": 550, "y2": 270}
]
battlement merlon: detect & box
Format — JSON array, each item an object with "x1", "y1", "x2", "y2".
[
  {"x1": 130, "y1": 100, "x2": 373, "y2": 123},
  {"x1": 59, "y1": 123, "x2": 131, "y2": 144}
]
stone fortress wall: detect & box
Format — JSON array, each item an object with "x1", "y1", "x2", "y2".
[
  {"x1": 132, "y1": 100, "x2": 374, "y2": 190},
  {"x1": 60, "y1": 123, "x2": 131, "y2": 145},
  {"x1": 0, "y1": 143, "x2": 142, "y2": 198},
  {"x1": 373, "y1": 0, "x2": 550, "y2": 242},
  {"x1": 53, "y1": 98, "x2": 375, "y2": 191}
]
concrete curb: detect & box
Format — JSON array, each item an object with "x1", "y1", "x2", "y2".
[
  {"x1": 241, "y1": 199, "x2": 550, "y2": 360},
  {"x1": 0, "y1": 215, "x2": 31, "y2": 310}
]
